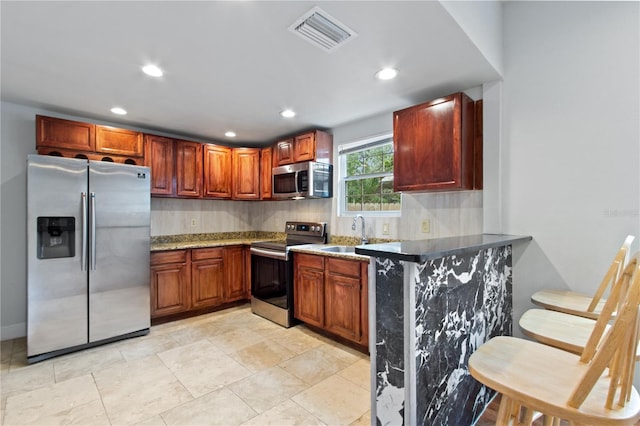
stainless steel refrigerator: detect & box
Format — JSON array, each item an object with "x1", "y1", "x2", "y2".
[{"x1": 27, "y1": 154, "x2": 151, "y2": 362}]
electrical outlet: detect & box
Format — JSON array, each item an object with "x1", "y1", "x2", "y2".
[
  {"x1": 191, "y1": 219, "x2": 197, "y2": 227},
  {"x1": 382, "y1": 223, "x2": 390, "y2": 235},
  {"x1": 421, "y1": 220, "x2": 430, "y2": 233}
]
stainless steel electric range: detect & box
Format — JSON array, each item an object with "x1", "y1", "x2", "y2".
[{"x1": 250, "y1": 221, "x2": 327, "y2": 327}]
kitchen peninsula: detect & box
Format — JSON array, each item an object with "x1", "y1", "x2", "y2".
[{"x1": 355, "y1": 234, "x2": 531, "y2": 425}]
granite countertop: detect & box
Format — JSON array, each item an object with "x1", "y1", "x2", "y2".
[
  {"x1": 150, "y1": 232, "x2": 394, "y2": 261},
  {"x1": 150, "y1": 231, "x2": 284, "y2": 251},
  {"x1": 289, "y1": 244, "x2": 371, "y2": 261},
  {"x1": 354, "y1": 233, "x2": 532, "y2": 262}
]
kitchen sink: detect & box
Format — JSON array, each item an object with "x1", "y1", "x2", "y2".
[{"x1": 321, "y1": 245, "x2": 356, "y2": 253}]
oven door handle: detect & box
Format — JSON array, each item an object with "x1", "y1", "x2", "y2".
[{"x1": 250, "y1": 247, "x2": 289, "y2": 261}]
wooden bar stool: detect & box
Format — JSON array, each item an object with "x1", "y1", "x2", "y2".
[
  {"x1": 520, "y1": 254, "x2": 640, "y2": 360},
  {"x1": 530, "y1": 235, "x2": 634, "y2": 319},
  {"x1": 469, "y1": 256, "x2": 640, "y2": 425}
]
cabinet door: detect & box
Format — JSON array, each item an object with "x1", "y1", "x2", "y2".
[
  {"x1": 294, "y1": 254, "x2": 325, "y2": 327},
  {"x1": 150, "y1": 262, "x2": 190, "y2": 317},
  {"x1": 224, "y1": 246, "x2": 246, "y2": 302},
  {"x1": 260, "y1": 147, "x2": 273, "y2": 200},
  {"x1": 324, "y1": 273, "x2": 361, "y2": 343},
  {"x1": 203, "y1": 144, "x2": 232, "y2": 198},
  {"x1": 393, "y1": 92, "x2": 474, "y2": 192},
  {"x1": 293, "y1": 132, "x2": 315, "y2": 162},
  {"x1": 232, "y1": 148, "x2": 260, "y2": 200},
  {"x1": 176, "y1": 140, "x2": 203, "y2": 198},
  {"x1": 274, "y1": 138, "x2": 294, "y2": 166},
  {"x1": 191, "y1": 259, "x2": 225, "y2": 309},
  {"x1": 36, "y1": 115, "x2": 95, "y2": 152},
  {"x1": 96, "y1": 125, "x2": 144, "y2": 157},
  {"x1": 294, "y1": 266, "x2": 324, "y2": 327},
  {"x1": 145, "y1": 135, "x2": 175, "y2": 196}
]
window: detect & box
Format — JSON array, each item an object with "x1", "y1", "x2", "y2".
[{"x1": 339, "y1": 134, "x2": 401, "y2": 215}]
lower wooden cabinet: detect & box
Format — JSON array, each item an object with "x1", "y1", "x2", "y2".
[
  {"x1": 151, "y1": 245, "x2": 248, "y2": 320},
  {"x1": 324, "y1": 258, "x2": 366, "y2": 343},
  {"x1": 294, "y1": 253, "x2": 368, "y2": 347},
  {"x1": 294, "y1": 254, "x2": 325, "y2": 328},
  {"x1": 150, "y1": 250, "x2": 191, "y2": 317},
  {"x1": 191, "y1": 248, "x2": 225, "y2": 309},
  {"x1": 223, "y1": 246, "x2": 246, "y2": 302}
]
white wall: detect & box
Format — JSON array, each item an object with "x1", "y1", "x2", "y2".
[
  {"x1": 440, "y1": 0, "x2": 503, "y2": 77},
  {"x1": 501, "y1": 1, "x2": 640, "y2": 332},
  {"x1": 1, "y1": 103, "x2": 38, "y2": 339}
]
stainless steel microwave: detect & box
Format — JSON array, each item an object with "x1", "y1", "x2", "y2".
[{"x1": 272, "y1": 161, "x2": 333, "y2": 199}]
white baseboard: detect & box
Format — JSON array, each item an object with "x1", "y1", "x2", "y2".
[{"x1": 1, "y1": 322, "x2": 26, "y2": 341}]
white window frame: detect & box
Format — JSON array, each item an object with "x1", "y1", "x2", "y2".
[{"x1": 338, "y1": 132, "x2": 401, "y2": 217}]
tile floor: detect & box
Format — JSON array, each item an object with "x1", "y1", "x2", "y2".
[{"x1": 0, "y1": 305, "x2": 371, "y2": 426}]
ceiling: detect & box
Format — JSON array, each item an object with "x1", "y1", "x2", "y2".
[{"x1": 1, "y1": 1, "x2": 500, "y2": 147}]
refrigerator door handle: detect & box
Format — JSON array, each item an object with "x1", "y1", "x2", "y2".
[
  {"x1": 81, "y1": 192, "x2": 87, "y2": 271},
  {"x1": 90, "y1": 192, "x2": 96, "y2": 271}
]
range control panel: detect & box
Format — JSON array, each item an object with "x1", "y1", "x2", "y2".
[{"x1": 285, "y1": 221, "x2": 327, "y2": 237}]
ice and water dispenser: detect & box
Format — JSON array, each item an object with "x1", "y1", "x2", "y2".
[{"x1": 37, "y1": 217, "x2": 75, "y2": 259}]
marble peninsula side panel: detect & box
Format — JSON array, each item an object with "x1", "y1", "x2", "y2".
[
  {"x1": 412, "y1": 245, "x2": 512, "y2": 425},
  {"x1": 375, "y1": 257, "x2": 406, "y2": 425}
]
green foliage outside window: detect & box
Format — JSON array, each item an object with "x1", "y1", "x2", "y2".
[{"x1": 343, "y1": 141, "x2": 401, "y2": 212}]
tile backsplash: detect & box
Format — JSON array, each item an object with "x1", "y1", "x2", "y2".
[{"x1": 151, "y1": 191, "x2": 482, "y2": 241}]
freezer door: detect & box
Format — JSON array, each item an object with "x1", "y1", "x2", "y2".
[
  {"x1": 27, "y1": 155, "x2": 89, "y2": 357},
  {"x1": 88, "y1": 161, "x2": 150, "y2": 342}
]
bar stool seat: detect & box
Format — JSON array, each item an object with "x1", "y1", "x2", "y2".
[
  {"x1": 519, "y1": 308, "x2": 640, "y2": 360},
  {"x1": 530, "y1": 235, "x2": 634, "y2": 319}
]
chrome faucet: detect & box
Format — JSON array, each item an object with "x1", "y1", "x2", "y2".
[{"x1": 352, "y1": 215, "x2": 368, "y2": 245}]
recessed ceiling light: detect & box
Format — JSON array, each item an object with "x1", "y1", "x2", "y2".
[
  {"x1": 376, "y1": 67, "x2": 398, "y2": 80},
  {"x1": 280, "y1": 109, "x2": 296, "y2": 118},
  {"x1": 225, "y1": 131, "x2": 236, "y2": 138},
  {"x1": 142, "y1": 64, "x2": 163, "y2": 77},
  {"x1": 110, "y1": 107, "x2": 127, "y2": 115}
]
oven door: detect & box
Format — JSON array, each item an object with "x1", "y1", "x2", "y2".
[{"x1": 250, "y1": 248, "x2": 294, "y2": 327}]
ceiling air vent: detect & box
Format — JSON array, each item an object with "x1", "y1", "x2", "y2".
[{"x1": 289, "y1": 7, "x2": 357, "y2": 52}]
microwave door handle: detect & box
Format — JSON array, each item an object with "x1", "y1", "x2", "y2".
[{"x1": 295, "y1": 171, "x2": 301, "y2": 194}]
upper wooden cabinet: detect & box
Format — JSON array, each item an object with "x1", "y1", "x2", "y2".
[
  {"x1": 36, "y1": 115, "x2": 95, "y2": 152},
  {"x1": 175, "y1": 140, "x2": 203, "y2": 198},
  {"x1": 145, "y1": 135, "x2": 175, "y2": 196},
  {"x1": 232, "y1": 148, "x2": 260, "y2": 200},
  {"x1": 273, "y1": 130, "x2": 333, "y2": 166},
  {"x1": 36, "y1": 115, "x2": 144, "y2": 165},
  {"x1": 260, "y1": 147, "x2": 272, "y2": 200},
  {"x1": 203, "y1": 144, "x2": 232, "y2": 199},
  {"x1": 95, "y1": 125, "x2": 144, "y2": 157},
  {"x1": 393, "y1": 92, "x2": 478, "y2": 192},
  {"x1": 274, "y1": 138, "x2": 294, "y2": 166}
]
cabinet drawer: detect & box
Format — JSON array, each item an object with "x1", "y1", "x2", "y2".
[
  {"x1": 296, "y1": 253, "x2": 324, "y2": 270},
  {"x1": 192, "y1": 247, "x2": 224, "y2": 261},
  {"x1": 151, "y1": 250, "x2": 187, "y2": 265},
  {"x1": 327, "y1": 257, "x2": 362, "y2": 279}
]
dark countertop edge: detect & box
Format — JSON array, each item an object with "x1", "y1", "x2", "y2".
[{"x1": 354, "y1": 234, "x2": 532, "y2": 263}]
